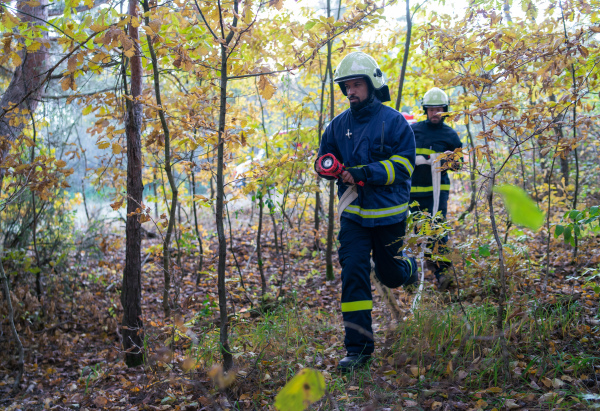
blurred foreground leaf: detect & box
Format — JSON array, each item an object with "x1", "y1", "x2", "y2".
[
  {"x1": 494, "y1": 184, "x2": 544, "y2": 231},
  {"x1": 274, "y1": 368, "x2": 325, "y2": 411}
]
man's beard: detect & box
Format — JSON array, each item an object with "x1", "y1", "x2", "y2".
[{"x1": 349, "y1": 92, "x2": 373, "y2": 111}]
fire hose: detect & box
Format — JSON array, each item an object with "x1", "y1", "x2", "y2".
[
  {"x1": 317, "y1": 154, "x2": 363, "y2": 220},
  {"x1": 410, "y1": 153, "x2": 441, "y2": 312}
]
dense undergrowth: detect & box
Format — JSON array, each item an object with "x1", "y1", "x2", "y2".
[{"x1": 2, "y1": 207, "x2": 600, "y2": 410}]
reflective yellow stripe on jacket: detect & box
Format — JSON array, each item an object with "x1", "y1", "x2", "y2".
[
  {"x1": 411, "y1": 184, "x2": 450, "y2": 193},
  {"x1": 381, "y1": 160, "x2": 395, "y2": 185},
  {"x1": 391, "y1": 155, "x2": 414, "y2": 176},
  {"x1": 344, "y1": 203, "x2": 408, "y2": 219},
  {"x1": 416, "y1": 148, "x2": 436, "y2": 155}
]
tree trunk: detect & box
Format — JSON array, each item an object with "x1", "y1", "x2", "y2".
[
  {"x1": 257, "y1": 190, "x2": 267, "y2": 296},
  {"x1": 216, "y1": 41, "x2": 234, "y2": 371},
  {"x1": 190, "y1": 151, "x2": 204, "y2": 285},
  {"x1": 0, "y1": 1, "x2": 48, "y2": 188},
  {"x1": 29, "y1": 114, "x2": 42, "y2": 300},
  {"x1": 121, "y1": 0, "x2": 145, "y2": 368},
  {"x1": 153, "y1": 171, "x2": 159, "y2": 220},
  {"x1": 325, "y1": 0, "x2": 336, "y2": 281},
  {"x1": 142, "y1": 0, "x2": 176, "y2": 317},
  {"x1": 480, "y1": 113, "x2": 509, "y2": 378},
  {"x1": 314, "y1": 50, "x2": 328, "y2": 250},
  {"x1": 458, "y1": 94, "x2": 480, "y2": 236},
  {"x1": 395, "y1": 0, "x2": 412, "y2": 111}
]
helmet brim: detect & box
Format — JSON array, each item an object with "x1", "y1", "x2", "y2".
[{"x1": 334, "y1": 76, "x2": 366, "y2": 84}]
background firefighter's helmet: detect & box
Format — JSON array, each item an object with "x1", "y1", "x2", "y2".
[
  {"x1": 422, "y1": 87, "x2": 449, "y2": 111},
  {"x1": 333, "y1": 52, "x2": 391, "y2": 103}
]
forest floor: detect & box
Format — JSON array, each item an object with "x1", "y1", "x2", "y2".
[{"x1": 2, "y1": 213, "x2": 600, "y2": 410}]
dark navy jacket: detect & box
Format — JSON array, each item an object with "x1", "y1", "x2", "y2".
[
  {"x1": 317, "y1": 97, "x2": 416, "y2": 227},
  {"x1": 410, "y1": 120, "x2": 462, "y2": 198}
]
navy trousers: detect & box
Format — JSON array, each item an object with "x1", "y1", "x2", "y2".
[
  {"x1": 409, "y1": 192, "x2": 451, "y2": 279},
  {"x1": 337, "y1": 217, "x2": 418, "y2": 356}
]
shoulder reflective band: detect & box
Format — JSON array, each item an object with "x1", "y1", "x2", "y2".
[{"x1": 341, "y1": 300, "x2": 373, "y2": 312}]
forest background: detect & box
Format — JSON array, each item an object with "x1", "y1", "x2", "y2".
[{"x1": 2, "y1": 0, "x2": 600, "y2": 409}]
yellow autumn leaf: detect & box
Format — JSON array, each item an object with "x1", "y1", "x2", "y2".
[
  {"x1": 67, "y1": 56, "x2": 77, "y2": 73},
  {"x1": 55, "y1": 160, "x2": 67, "y2": 168},
  {"x1": 90, "y1": 22, "x2": 107, "y2": 33},
  {"x1": 112, "y1": 143, "x2": 122, "y2": 155},
  {"x1": 60, "y1": 75, "x2": 76, "y2": 91},
  {"x1": 3, "y1": 11, "x2": 20, "y2": 29},
  {"x1": 98, "y1": 141, "x2": 111, "y2": 149},
  {"x1": 269, "y1": 0, "x2": 284, "y2": 10},
  {"x1": 110, "y1": 200, "x2": 123, "y2": 210},
  {"x1": 149, "y1": 19, "x2": 162, "y2": 33},
  {"x1": 446, "y1": 359, "x2": 453, "y2": 375},
  {"x1": 27, "y1": 41, "x2": 41, "y2": 52},
  {"x1": 258, "y1": 75, "x2": 276, "y2": 100},
  {"x1": 11, "y1": 52, "x2": 22, "y2": 67}
]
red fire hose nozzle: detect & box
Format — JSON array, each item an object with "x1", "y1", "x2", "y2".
[{"x1": 317, "y1": 153, "x2": 364, "y2": 186}]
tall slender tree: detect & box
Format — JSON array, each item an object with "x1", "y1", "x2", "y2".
[
  {"x1": 325, "y1": 0, "x2": 337, "y2": 281},
  {"x1": 121, "y1": 0, "x2": 145, "y2": 367},
  {"x1": 395, "y1": 0, "x2": 411, "y2": 111}
]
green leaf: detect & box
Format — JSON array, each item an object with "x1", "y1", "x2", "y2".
[
  {"x1": 274, "y1": 368, "x2": 325, "y2": 411},
  {"x1": 304, "y1": 21, "x2": 316, "y2": 30},
  {"x1": 478, "y1": 244, "x2": 491, "y2": 257},
  {"x1": 554, "y1": 224, "x2": 564, "y2": 238},
  {"x1": 494, "y1": 185, "x2": 544, "y2": 231},
  {"x1": 564, "y1": 226, "x2": 572, "y2": 242}
]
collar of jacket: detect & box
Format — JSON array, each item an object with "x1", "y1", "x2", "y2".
[
  {"x1": 425, "y1": 119, "x2": 445, "y2": 129},
  {"x1": 350, "y1": 95, "x2": 382, "y2": 123}
]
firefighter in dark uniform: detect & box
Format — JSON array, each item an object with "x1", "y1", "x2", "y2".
[
  {"x1": 315, "y1": 52, "x2": 418, "y2": 372},
  {"x1": 409, "y1": 87, "x2": 462, "y2": 290}
]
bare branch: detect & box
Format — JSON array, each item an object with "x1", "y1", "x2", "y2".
[
  {"x1": 193, "y1": 0, "x2": 219, "y2": 40},
  {"x1": 42, "y1": 87, "x2": 115, "y2": 100}
]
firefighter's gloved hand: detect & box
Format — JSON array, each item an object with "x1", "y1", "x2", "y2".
[{"x1": 346, "y1": 168, "x2": 368, "y2": 185}]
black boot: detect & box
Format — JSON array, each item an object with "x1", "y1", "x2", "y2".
[{"x1": 337, "y1": 354, "x2": 371, "y2": 373}]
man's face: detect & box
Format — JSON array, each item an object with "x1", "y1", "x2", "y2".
[
  {"x1": 344, "y1": 78, "x2": 370, "y2": 108},
  {"x1": 427, "y1": 106, "x2": 445, "y2": 124}
]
